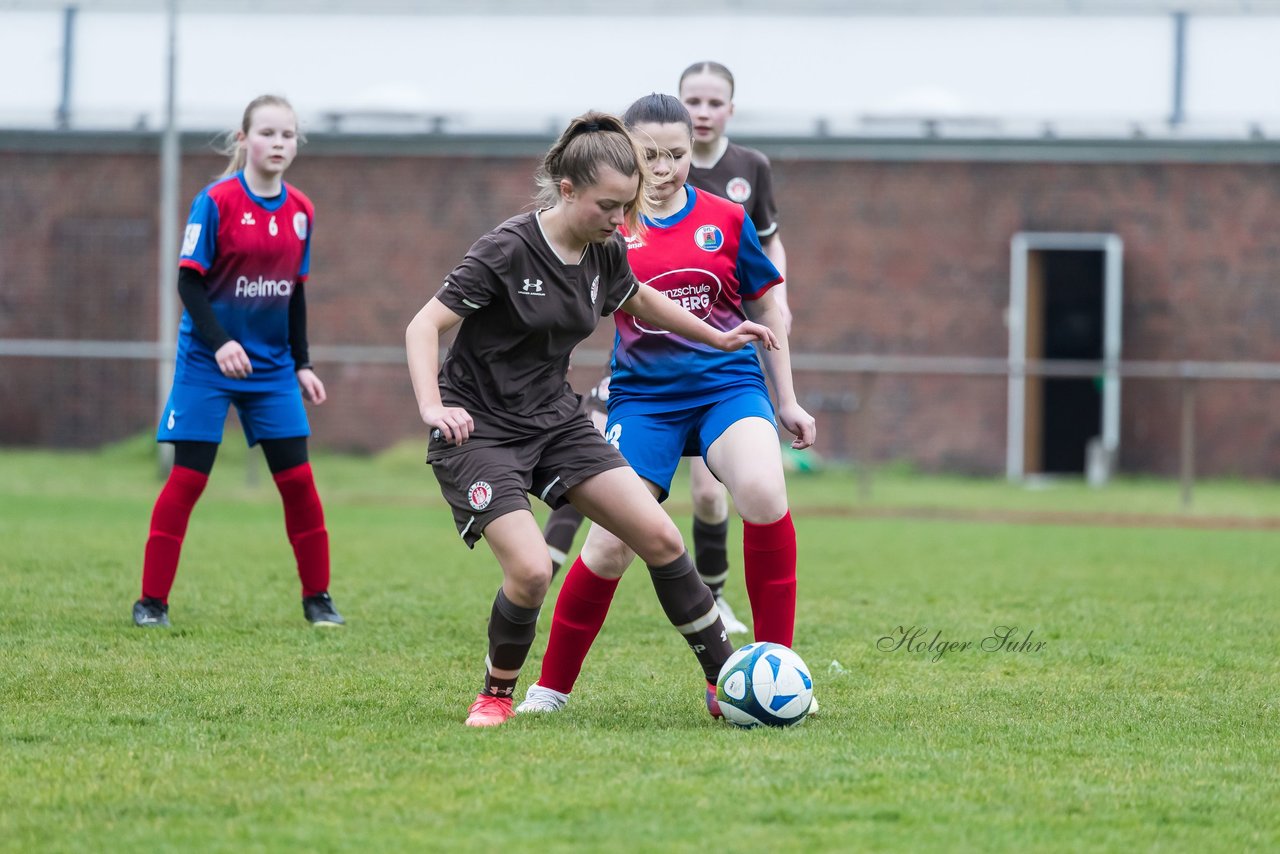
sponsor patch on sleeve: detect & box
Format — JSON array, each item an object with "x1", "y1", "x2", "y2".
[{"x1": 180, "y1": 223, "x2": 202, "y2": 257}]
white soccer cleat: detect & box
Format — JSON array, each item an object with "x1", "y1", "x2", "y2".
[
  {"x1": 515, "y1": 683, "x2": 570, "y2": 714},
  {"x1": 714, "y1": 595, "x2": 749, "y2": 635}
]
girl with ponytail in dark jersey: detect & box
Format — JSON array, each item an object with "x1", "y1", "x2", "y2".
[{"x1": 405, "y1": 111, "x2": 779, "y2": 727}]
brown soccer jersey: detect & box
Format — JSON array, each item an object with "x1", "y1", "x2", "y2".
[
  {"x1": 432, "y1": 210, "x2": 637, "y2": 441},
  {"x1": 687, "y1": 141, "x2": 779, "y2": 243}
]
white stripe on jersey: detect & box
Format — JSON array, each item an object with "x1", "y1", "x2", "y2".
[{"x1": 608, "y1": 280, "x2": 639, "y2": 314}]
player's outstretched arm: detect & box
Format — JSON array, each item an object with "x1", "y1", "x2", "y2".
[
  {"x1": 763, "y1": 236, "x2": 792, "y2": 334},
  {"x1": 406, "y1": 298, "x2": 473, "y2": 445},
  {"x1": 622, "y1": 283, "x2": 778, "y2": 353},
  {"x1": 744, "y1": 289, "x2": 816, "y2": 450}
]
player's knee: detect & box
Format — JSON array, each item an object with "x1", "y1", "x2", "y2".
[
  {"x1": 691, "y1": 487, "x2": 728, "y2": 519},
  {"x1": 646, "y1": 519, "x2": 687, "y2": 565},
  {"x1": 732, "y1": 482, "x2": 789, "y2": 525},
  {"x1": 580, "y1": 535, "x2": 633, "y2": 579},
  {"x1": 506, "y1": 560, "x2": 553, "y2": 605},
  {"x1": 689, "y1": 464, "x2": 724, "y2": 507}
]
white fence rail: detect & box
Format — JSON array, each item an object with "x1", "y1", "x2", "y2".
[{"x1": 4, "y1": 339, "x2": 1277, "y2": 508}]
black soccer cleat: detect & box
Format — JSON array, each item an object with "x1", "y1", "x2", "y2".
[
  {"x1": 132, "y1": 597, "x2": 170, "y2": 628},
  {"x1": 302, "y1": 592, "x2": 345, "y2": 627}
]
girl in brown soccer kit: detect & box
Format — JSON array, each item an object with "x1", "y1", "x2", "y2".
[{"x1": 405, "y1": 112, "x2": 780, "y2": 727}]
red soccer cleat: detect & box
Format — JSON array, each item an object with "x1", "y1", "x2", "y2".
[
  {"x1": 705, "y1": 681, "x2": 724, "y2": 719},
  {"x1": 465, "y1": 694, "x2": 515, "y2": 727}
]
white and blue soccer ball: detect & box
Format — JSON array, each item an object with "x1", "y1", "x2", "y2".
[{"x1": 715, "y1": 642, "x2": 814, "y2": 728}]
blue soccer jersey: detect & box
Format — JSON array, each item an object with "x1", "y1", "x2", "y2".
[
  {"x1": 174, "y1": 172, "x2": 314, "y2": 390},
  {"x1": 609, "y1": 186, "x2": 782, "y2": 413}
]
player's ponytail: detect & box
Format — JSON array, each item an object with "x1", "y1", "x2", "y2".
[
  {"x1": 534, "y1": 111, "x2": 656, "y2": 233},
  {"x1": 218, "y1": 94, "x2": 303, "y2": 178}
]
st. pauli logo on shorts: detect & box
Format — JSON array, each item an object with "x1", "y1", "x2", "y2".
[
  {"x1": 726, "y1": 177, "x2": 752, "y2": 203},
  {"x1": 694, "y1": 225, "x2": 723, "y2": 252},
  {"x1": 468, "y1": 481, "x2": 493, "y2": 511}
]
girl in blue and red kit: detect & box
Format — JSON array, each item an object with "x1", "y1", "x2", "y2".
[{"x1": 132, "y1": 94, "x2": 344, "y2": 629}]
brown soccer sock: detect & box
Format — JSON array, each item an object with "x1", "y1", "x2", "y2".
[
  {"x1": 543, "y1": 504, "x2": 586, "y2": 577},
  {"x1": 646, "y1": 552, "x2": 733, "y2": 683}
]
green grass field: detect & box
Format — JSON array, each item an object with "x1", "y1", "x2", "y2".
[{"x1": 2, "y1": 438, "x2": 1277, "y2": 852}]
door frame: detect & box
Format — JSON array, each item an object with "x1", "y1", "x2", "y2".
[{"x1": 1007, "y1": 232, "x2": 1124, "y2": 480}]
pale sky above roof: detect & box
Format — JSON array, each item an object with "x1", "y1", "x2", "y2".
[
  {"x1": 3, "y1": 1, "x2": 1280, "y2": 13},
  {"x1": 1, "y1": 8, "x2": 1277, "y2": 137}
]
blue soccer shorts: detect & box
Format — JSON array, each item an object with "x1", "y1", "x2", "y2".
[
  {"x1": 157, "y1": 381, "x2": 310, "y2": 446},
  {"x1": 605, "y1": 389, "x2": 776, "y2": 502}
]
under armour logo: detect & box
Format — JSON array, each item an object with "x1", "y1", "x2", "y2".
[
  {"x1": 520, "y1": 278, "x2": 545, "y2": 296},
  {"x1": 240, "y1": 212, "x2": 256, "y2": 226}
]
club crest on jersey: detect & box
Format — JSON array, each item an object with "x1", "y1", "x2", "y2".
[
  {"x1": 726, "y1": 177, "x2": 752, "y2": 203},
  {"x1": 694, "y1": 225, "x2": 724, "y2": 252},
  {"x1": 590, "y1": 275, "x2": 599, "y2": 305},
  {"x1": 467, "y1": 481, "x2": 493, "y2": 511},
  {"x1": 294, "y1": 212, "x2": 308, "y2": 240}
]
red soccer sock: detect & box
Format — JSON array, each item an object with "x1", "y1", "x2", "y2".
[
  {"x1": 141, "y1": 465, "x2": 209, "y2": 602},
  {"x1": 272, "y1": 462, "x2": 330, "y2": 598},
  {"x1": 743, "y1": 511, "x2": 798, "y2": 647},
  {"x1": 538, "y1": 557, "x2": 620, "y2": 695}
]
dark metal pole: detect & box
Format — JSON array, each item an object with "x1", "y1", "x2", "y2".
[
  {"x1": 56, "y1": 6, "x2": 77, "y2": 129},
  {"x1": 156, "y1": 0, "x2": 179, "y2": 477},
  {"x1": 856, "y1": 372, "x2": 878, "y2": 502},
  {"x1": 1179, "y1": 377, "x2": 1196, "y2": 510},
  {"x1": 1169, "y1": 11, "x2": 1188, "y2": 130}
]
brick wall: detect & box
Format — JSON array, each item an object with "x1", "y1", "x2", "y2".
[{"x1": 2, "y1": 138, "x2": 1278, "y2": 475}]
